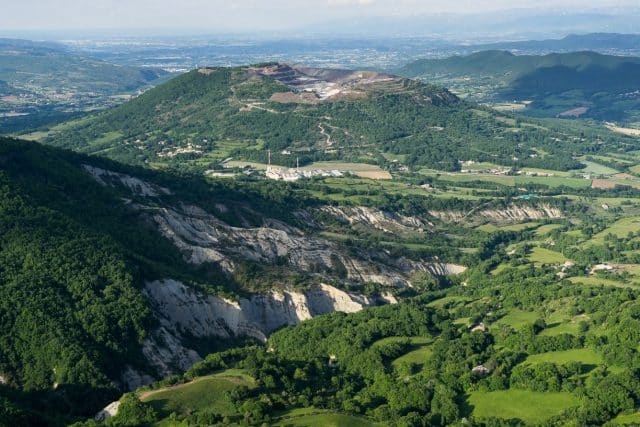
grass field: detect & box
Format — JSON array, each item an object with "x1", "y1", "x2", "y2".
[
  {"x1": 372, "y1": 337, "x2": 433, "y2": 372},
  {"x1": 610, "y1": 411, "x2": 640, "y2": 425},
  {"x1": 141, "y1": 370, "x2": 255, "y2": 419},
  {"x1": 591, "y1": 217, "x2": 640, "y2": 243},
  {"x1": 539, "y1": 311, "x2": 588, "y2": 336},
  {"x1": 535, "y1": 223, "x2": 564, "y2": 236},
  {"x1": 301, "y1": 162, "x2": 392, "y2": 180},
  {"x1": 528, "y1": 247, "x2": 567, "y2": 264},
  {"x1": 423, "y1": 172, "x2": 591, "y2": 189},
  {"x1": 539, "y1": 321, "x2": 581, "y2": 336},
  {"x1": 391, "y1": 339, "x2": 433, "y2": 372},
  {"x1": 578, "y1": 160, "x2": 619, "y2": 176},
  {"x1": 525, "y1": 348, "x2": 603, "y2": 365},
  {"x1": 495, "y1": 309, "x2": 539, "y2": 329},
  {"x1": 427, "y1": 295, "x2": 471, "y2": 308},
  {"x1": 569, "y1": 276, "x2": 634, "y2": 288},
  {"x1": 273, "y1": 408, "x2": 378, "y2": 426},
  {"x1": 477, "y1": 222, "x2": 540, "y2": 233},
  {"x1": 467, "y1": 390, "x2": 578, "y2": 424}
]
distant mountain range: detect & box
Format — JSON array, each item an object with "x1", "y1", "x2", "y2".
[
  {"x1": 400, "y1": 50, "x2": 640, "y2": 122},
  {"x1": 306, "y1": 10, "x2": 640, "y2": 39},
  {"x1": 465, "y1": 33, "x2": 640, "y2": 55}
]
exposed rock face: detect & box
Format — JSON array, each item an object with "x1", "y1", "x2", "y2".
[
  {"x1": 318, "y1": 206, "x2": 432, "y2": 234},
  {"x1": 144, "y1": 279, "x2": 372, "y2": 343},
  {"x1": 83, "y1": 165, "x2": 466, "y2": 289},
  {"x1": 142, "y1": 203, "x2": 418, "y2": 286},
  {"x1": 139, "y1": 279, "x2": 375, "y2": 383},
  {"x1": 80, "y1": 165, "x2": 469, "y2": 389},
  {"x1": 247, "y1": 63, "x2": 396, "y2": 101},
  {"x1": 82, "y1": 165, "x2": 171, "y2": 197},
  {"x1": 430, "y1": 204, "x2": 563, "y2": 224},
  {"x1": 424, "y1": 263, "x2": 467, "y2": 276},
  {"x1": 120, "y1": 366, "x2": 155, "y2": 392},
  {"x1": 94, "y1": 401, "x2": 121, "y2": 422}
]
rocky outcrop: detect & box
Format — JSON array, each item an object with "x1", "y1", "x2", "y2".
[
  {"x1": 83, "y1": 165, "x2": 465, "y2": 288},
  {"x1": 430, "y1": 204, "x2": 563, "y2": 224},
  {"x1": 144, "y1": 279, "x2": 373, "y2": 342},
  {"x1": 318, "y1": 206, "x2": 432, "y2": 234},
  {"x1": 120, "y1": 366, "x2": 155, "y2": 392},
  {"x1": 95, "y1": 401, "x2": 121, "y2": 422},
  {"x1": 424, "y1": 262, "x2": 467, "y2": 276},
  {"x1": 82, "y1": 164, "x2": 171, "y2": 197},
  {"x1": 141, "y1": 203, "x2": 419, "y2": 286},
  {"x1": 138, "y1": 279, "x2": 376, "y2": 382}
]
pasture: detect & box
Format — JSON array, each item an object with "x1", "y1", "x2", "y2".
[
  {"x1": 528, "y1": 247, "x2": 567, "y2": 264},
  {"x1": 140, "y1": 370, "x2": 255, "y2": 419},
  {"x1": 524, "y1": 348, "x2": 603, "y2": 366},
  {"x1": 467, "y1": 390, "x2": 578, "y2": 424}
]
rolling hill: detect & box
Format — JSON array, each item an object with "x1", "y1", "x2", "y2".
[
  {"x1": 39, "y1": 62, "x2": 639, "y2": 173},
  {"x1": 400, "y1": 50, "x2": 640, "y2": 122},
  {"x1": 0, "y1": 38, "x2": 167, "y2": 96},
  {"x1": 0, "y1": 38, "x2": 170, "y2": 133},
  {"x1": 6, "y1": 124, "x2": 640, "y2": 425},
  {"x1": 468, "y1": 33, "x2": 640, "y2": 55}
]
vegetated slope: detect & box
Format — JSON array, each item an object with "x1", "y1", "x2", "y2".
[
  {"x1": 0, "y1": 38, "x2": 170, "y2": 134},
  {"x1": 0, "y1": 138, "x2": 185, "y2": 426},
  {"x1": 43, "y1": 62, "x2": 634, "y2": 173},
  {"x1": 402, "y1": 50, "x2": 640, "y2": 80},
  {"x1": 468, "y1": 33, "x2": 640, "y2": 55},
  {"x1": 400, "y1": 50, "x2": 640, "y2": 121},
  {"x1": 0, "y1": 137, "x2": 481, "y2": 425},
  {"x1": 0, "y1": 38, "x2": 167, "y2": 95}
]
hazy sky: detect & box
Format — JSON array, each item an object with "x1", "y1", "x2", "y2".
[{"x1": 2, "y1": 0, "x2": 638, "y2": 32}]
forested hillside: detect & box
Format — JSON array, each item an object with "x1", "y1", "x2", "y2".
[
  {"x1": 0, "y1": 38, "x2": 170, "y2": 134},
  {"x1": 400, "y1": 51, "x2": 640, "y2": 122},
  {"x1": 0, "y1": 38, "x2": 167, "y2": 96},
  {"x1": 39, "y1": 63, "x2": 635, "y2": 173},
  {"x1": 0, "y1": 136, "x2": 480, "y2": 425}
]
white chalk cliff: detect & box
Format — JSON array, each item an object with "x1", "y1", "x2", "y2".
[{"x1": 132, "y1": 279, "x2": 373, "y2": 386}]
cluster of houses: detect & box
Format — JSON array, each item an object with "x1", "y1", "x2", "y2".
[
  {"x1": 459, "y1": 160, "x2": 512, "y2": 176},
  {"x1": 265, "y1": 166, "x2": 343, "y2": 182}
]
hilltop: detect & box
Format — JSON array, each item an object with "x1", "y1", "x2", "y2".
[
  {"x1": 400, "y1": 50, "x2": 640, "y2": 122},
  {"x1": 35, "y1": 62, "x2": 638, "y2": 173}
]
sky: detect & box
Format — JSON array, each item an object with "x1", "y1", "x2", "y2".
[{"x1": 1, "y1": 0, "x2": 639, "y2": 33}]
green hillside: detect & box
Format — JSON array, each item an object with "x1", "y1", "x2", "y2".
[
  {"x1": 0, "y1": 38, "x2": 167, "y2": 96},
  {"x1": 39, "y1": 63, "x2": 638, "y2": 173},
  {"x1": 0, "y1": 137, "x2": 318, "y2": 425},
  {"x1": 400, "y1": 51, "x2": 640, "y2": 122},
  {"x1": 0, "y1": 38, "x2": 170, "y2": 134},
  {"x1": 9, "y1": 131, "x2": 640, "y2": 425}
]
